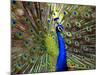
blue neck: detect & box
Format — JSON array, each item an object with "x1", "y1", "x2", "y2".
[{"x1": 56, "y1": 31, "x2": 68, "y2": 71}]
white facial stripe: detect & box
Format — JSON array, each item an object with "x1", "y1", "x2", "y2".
[{"x1": 58, "y1": 26, "x2": 63, "y2": 31}]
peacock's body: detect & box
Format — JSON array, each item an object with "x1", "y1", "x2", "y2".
[{"x1": 11, "y1": 0, "x2": 96, "y2": 74}]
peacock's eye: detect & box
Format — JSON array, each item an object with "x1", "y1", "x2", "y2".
[
  {"x1": 64, "y1": 11, "x2": 66, "y2": 15},
  {"x1": 86, "y1": 26, "x2": 92, "y2": 32},
  {"x1": 16, "y1": 31, "x2": 23, "y2": 39},
  {"x1": 47, "y1": 19, "x2": 50, "y2": 23},
  {"x1": 44, "y1": 26, "x2": 47, "y2": 31},
  {"x1": 29, "y1": 27, "x2": 34, "y2": 33},
  {"x1": 76, "y1": 33, "x2": 81, "y2": 38},
  {"x1": 12, "y1": 19, "x2": 16, "y2": 27},
  {"x1": 32, "y1": 47, "x2": 35, "y2": 51},
  {"x1": 18, "y1": 32, "x2": 22, "y2": 36},
  {"x1": 25, "y1": 18, "x2": 29, "y2": 22},
  {"x1": 74, "y1": 49, "x2": 78, "y2": 52},
  {"x1": 66, "y1": 32, "x2": 72, "y2": 37},
  {"x1": 17, "y1": 64, "x2": 21, "y2": 67},
  {"x1": 24, "y1": 41, "x2": 30, "y2": 48},
  {"x1": 12, "y1": 19, "x2": 16, "y2": 24},
  {"x1": 66, "y1": 23, "x2": 71, "y2": 28},
  {"x1": 86, "y1": 14, "x2": 88, "y2": 16},
  {"x1": 66, "y1": 39, "x2": 71, "y2": 45},
  {"x1": 84, "y1": 12, "x2": 90, "y2": 18},
  {"x1": 82, "y1": 65, "x2": 84, "y2": 67},
  {"x1": 30, "y1": 29, "x2": 33, "y2": 32},
  {"x1": 73, "y1": 11, "x2": 77, "y2": 15},
  {"x1": 24, "y1": 54, "x2": 27, "y2": 58},
  {"x1": 76, "y1": 22, "x2": 81, "y2": 28},
  {"x1": 16, "y1": 63, "x2": 22, "y2": 68},
  {"x1": 75, "y1": 41, "x2": 79, "y2": 46},
  {"x1": 53, "y1": 13, "x2": 56, "y2": 15},
  {"x1": 85, "y1": 36, "x2": 90, "y2": 42},
  {"x1": 58, "y1": 26, "x2": 63, "y2": 32},
  {"x1": 36, "y1": 19, "x2": 40, "y2": 24},
  {"x1": 83, "y1": 46, "x2": 88, "y2": 51},
  {"x1": 25, "y1": 41, "x2": 28, "y2": 44},
  {"x1": 73, "y1": 11, "x2": 78, "y2": 16},
  {"x1": 31, "y1": 57, "x2": 35, "y2": 62},
  {"x1": 21, "y1": 53, "x2": 28, "y2": 60},
  {"x1": 32, "y1": 58, "x2": 34, "y2": 60}
]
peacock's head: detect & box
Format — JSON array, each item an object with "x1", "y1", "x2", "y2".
[{"x1": 56, "y1": 24, "x2": 64, "y2": 32}]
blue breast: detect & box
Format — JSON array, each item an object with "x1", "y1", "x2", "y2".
[{"x1": 56, "y1": 31, "x2": 68, "y2": 71}]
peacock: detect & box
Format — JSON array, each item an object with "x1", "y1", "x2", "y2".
[{"x1": 11, "y1": 0, "x2": 96, "y2": 74}]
